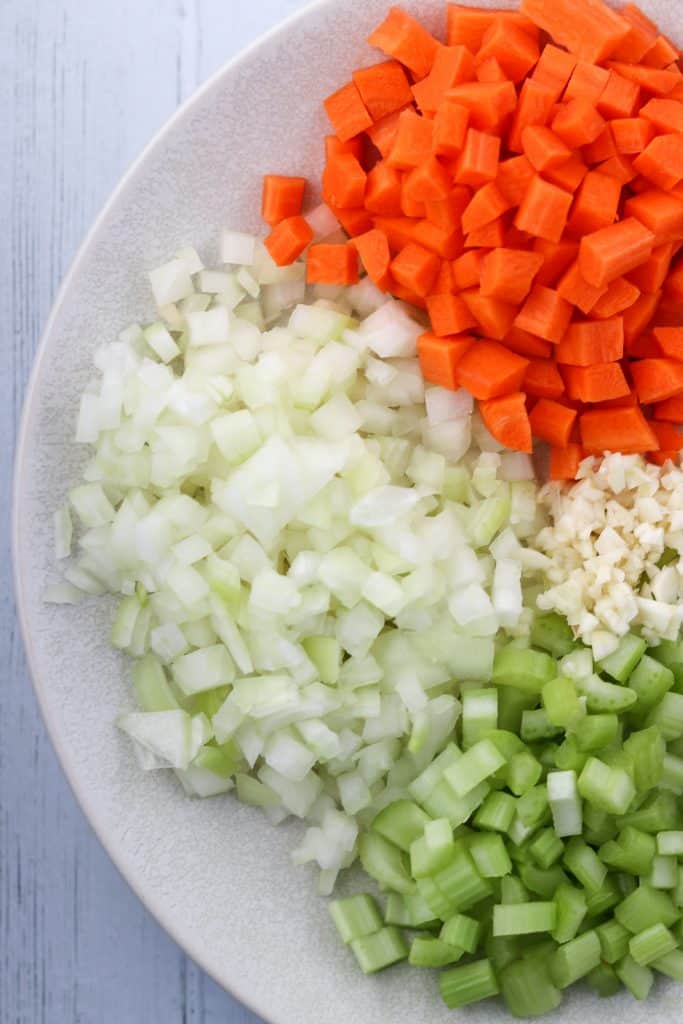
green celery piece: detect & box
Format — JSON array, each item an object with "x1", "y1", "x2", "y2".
[
  {"x1": 409, "y1": 743, "x2": 462, "y2": 805},
  {"x1": 583, "y1": 803, "x2": 618, "y2": 846},
  {"x1": 550, "y1": 929, "x2": 601, "y2": 988},
  {"x1": 329, "y1": 895, "x2": 383, "y2": 944},
  {"x1": 410, "y1": 834, "x2": 454, "y2": 879},
  {"x1": 500, "y1": 957, "x2": 562, "y2": 1018},
  {"x1": 623, "y1": 726, "x2": 665, "y2": 792},
  {"x1": 485, "y1": 934, "x2": 521, "y2": 972},
  {"x1": 586, "y1": 962, "x2": 622, "y2": 998},
  {"x1": 485, "y1": 729, "x2": 526, "y2": 763},
  {"x1": 469, "y1": 833, "x2": 512, "y2": 878},
  {"x1": 522, "y1": 708, "x2": 564, "y2": 742},
  {"x1": 474, "y1": 790, "x2": 517, "y2": 833},
  {"x1": 422, "y1": 779, "x2": 490, "y2": 827},
  {"x1": 507, "y1": 751, "x2": 543, "y2": 796},
  {"x1": 563, "y1": 837, "x2": 607, "y2": 892},
  {"x1": 615, "y1": 954, "x2": 654, "y2": 999},
  {"x1": 651, "y1": 639, "x2": 683, "y2": 686},
  {"x1": 445, "y1": 739, "x2": 506, "y2": 797},
  {"x1": 350, "y1": 926, "x2": 409, "y2": 974},
  {"x1": 617, "y1": 872, "x2": 638, "y2": 896},
  {"x1": 434, "y1": 845, "x2": 494, "y2": 911},
  {"x1": 648, "y1": 854, "x2": 678, "y2": 890},
  {"x1": 519, "y1": 863, "x2": 569, "y2": 899},
  {"x1": 439, "y1": 959, "x2": 500, "y2": 1009},
  {"x1": 652, "y1": 949, "x2": 683, "y2": 981},
  {"x1": 596, "y1": 918, "x2": 631, "y2": 963},
  {"x1": 615, "y1": 883, "x2": 679, "y2": 933},
  {"x1": 492, "y1": 646, "x2": 557, "y2": 694},
  {"x1": 440, "y1": 913, "x2": 482, "y2": 954},
  {"x1": 234, "y1": 774, "x2": 279, "y2": 809},
  {"x1": 470, "y1": 488, "x2": 511, "y2": 548},
  {"x1": 617, "y1": 790, "x2": 680, "y2": 832},
  {"x1": 644, "y1": 691, "x2": 683, "y2": 740},
  {"x1": 373, "y1": 800, "x2": 431, "y2": 852},
  {"x1": 416, "y1": 876, "x2": 458, "y2": 922},
  {"x1": 627, "y1": 655, "x2": 674, "y2": 714},
  {"x1": 383, "y1": 893, "x2": 411, "y2": 928},
  {"x1": 576, "y1": 673, "x2": 637, "y2": 713},
  {"x1": 530, "y1": 613, "x2": 576, "y2": 659},
  {"x1": 520, "y1": 937, "x2": 558, "y2": 965},
  {"x1": 500, "y1": 875, "x2": 530, "y2": 904},
  {"x1": 302, "y1": 635, "x2": 341, "y2": 685},
  {"x1": 599, "y1": 826, "x2": 656, "y2": 876},
  {"x1": 192, "y1": 743, "x2": 239, "y2": 778},
  {"x1": 542, "y1": 676, "x2": 583, "y2": 729},
  {"x1": 657, "y1": 829, "x2": 683, "y2": 855},
  {"x1": 598, "y1": 633, "x2": 646, "y2": 683},
  {"x1": 554, "y1": 736, "x2": 589, "y2": 774},
  {"x1": 669, "y1": 735, "x2": 683, "y2": 757},
  {"x1": 404, "y1": 890, "x2": 441, "y2": 929},
  {"x1": 629, "y1": 922, "x2": 678, "y2": 966},
  {"x1": 575, "y1": 714, "x2": 619, "y2": 753},
  {"x1": 529, "y1": 828, "x2": 565, "y2": 869},
  {"x1": 516, "y1": 785, "x2": 550, "y2": 829},
  {"x1": 462, "y1": 688, "x2": 498, "y2": 749},
  {"x1": 661, "y1": 753, "x2": 683, "y2": 794},
  {"x1": 497, "y1": 686, "x2": 538, "y2": 733},
  {"x1": 578, "y1": 757, "x2": 636, "y2": 816},
  {"x1": 552, "y1": 883, "x2": 587, "y2": 944},
  {"x1": 585, "y1": 875, "x2": 621, "y2": 919},
  {"x1": 409, "y1": 936, "x2": 463, "y2": 967},
  {"x1": 132, "y1": 654, "x2": 179, "y2": 711},
  {"x1": 358, "y1": 833, "x2": 414, "y2": 895},
  {"x1": 537, "y1": 742, "x2": 560, "y2": 768}
]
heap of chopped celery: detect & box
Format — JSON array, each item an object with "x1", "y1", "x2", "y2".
[{"x1": 330, "y1": 617, "x2": 683, "y2": 1017}]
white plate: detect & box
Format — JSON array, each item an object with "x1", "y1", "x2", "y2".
[{"x1": 13, "y1": 1, "x2": 683, "y2": 1021}]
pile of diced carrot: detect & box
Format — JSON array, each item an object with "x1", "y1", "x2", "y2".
[{"x1": 261, "y1": 0, "x2": 683, "y2": 478}]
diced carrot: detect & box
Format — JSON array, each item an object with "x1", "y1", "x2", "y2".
[
  {"x1": 476, "y1": 57, "x2": 507, "y2": 83},
  {"x1": 529, "y1": 398, "x2": 577, "y2": 447},
  {"x1": 591, "y1": 277, "x2": 640, "y2": 318},
  {"x1": 453, "y1": 250, "x2": 487, "y2": 290},
  {"x1": 624, "y1": 189, "x2": 683, "y2": 246},
  {"x1": 322, "y1": 153, "x2": 367, "y2": 209},
  {"x1": 418, "y1": 331, "x2": 474, "y2": 389},
  {"x1": 653, "y1": 327, "x2": 683, "y2": 361},
  {"x1": 515, "y1": 284, "x2": 573, "y2": 344},
  {"x1": 648, "y1": 420, "x2": 682, "y2": 465},
  {"x1": 390, "y1": 283, "x2": 428, "y2": 309},
  {"x1": 324, "y1": 82, "x2": 373, "y2": 142},
  {"x1": 605, "y1": 61, "x2": 681, "y2": 96},
  {"x1": 520, "y1": 0, "x2": 630, "y2": 64},
  {"x1": 594, "y1": 390, "x2": 640, "y2": 410},
  {"x1": 515, "y1": 176, "x2": 573, "y2": 243},
  {"x1": 566, "y1": 171, "x2": 621, "y2": 238},
  {"x1": 633, "y1": 134, "x2": 683, "y2": 191},
  {"x1": 654, "y1": 394, "x2": 683, "y2": 423},
  {"x1": 264, "y1": 215, "x2": 314, "y2": 266},
  {"x1": 505, "y1": 327, "x2": 553, "y2": 359},
  {"x1": 351, "y1": 229, "x2": 392, "y2": 289},
  {"x1": 632, "y1": 358, "x2": 683, "y2": 402},
  {"x1": 413, "y1": 46, "x2": 476, "y2": 115},
  {"x1": 367, "y1": 109, "x2": 407, "y2": 158},
  {"x1": 425, "y1": 188, "x2": 471, "y2": 231},
  {"x1": 433, "y1": 260, "x2": 455, "y2": 295},
  {"x1": 477, "y1": 19, "x2": 539, "y2": 84},
  {"x1": 550, "y1": 442, "x2": 584, "y2": 480},
  {"x1": 556, "y1": 317, "x2": 624, "y2": 365},
  {"x1": 556, "y1": 260, "x2": 608, "y2": 314},
  {"x1": 564, "y1": 362, "x2": 630, "y2": 402},
  {"x1": 387, "y1": 111, "x2": 435, "y2": 169},
  {"x1": 627, "y1": 243, "x2": 674, "y2": 293},
  {"x1": 583, "y1": 127, "x2": 617, "y2": 165},
  {"x1": 522, "y1": 126, "x2": 572, "y2": 173},
  {"x1": 447, "y1": 6, "x2": 539, "y2": 51},
  {"x1": 364, "y1": 162, "x2": 402, "y2": 215},
  {"x1": 623, "y1": 291, "x2": 661, "y2": 345},
  {"x1": 466, "y1": 218, "x2": 508, "y2": 250},
  {"x1": 496, "y1": 155, "x2": 536, "y2": 206},
  {"x1": 367, "y1": 7, "x2": 440, "y2": 79},
  {"x1": 413, "y1": 220, "x2": 463, "y2": 260},
  {"x1": 598, "y1": 154, "x2": 637, "y2": 184},
  {"x1": 524, "y1": 358, "x2": 565, "y2": 399},
  {"x1": 456, "y1": 340, "x2": 530, "y2": 400},
  {"x1": 480, "y1": 248, "x2": 544, "y2": 304},
  {"x1": 400, "y1": 181, "x2": 426, "y2": 220},
  {"x1": 532, "y1": 44, "x2": 578, "y2": 99},
  {"x1": 332, "y1": 206, "x2": 374, "y2": 237},
  {"x1": 433, "y1": 101, "x2": 470, "y2": 158},
  {"x1": 534, "y1": 238, "x2": 580, "y2": 287},
  {"x1": 640, "y1": 98, "x2": 683, "y2": 134},
  {"x1": 480, "y1": 392, "x2": 533, "y2": 453},
  {"x1": 579, "y1": 218, "x2": 655, "y2": 287},
  {"x1": 461, "y1": 183, "x2": 512, "y2": 234},
  {"x1": 565, "y1": 62, "x2": 610, "y2": 104},
  {"x1": 391, "y1": 242, "x2": 441, "y2": 298},
  {"x1": 503, "y1": 225, "x2": 534, "y2": 250},
  {"x1": 462, "y1": 290, "x2": 518, "y2": 340},
  {"x1": 446, "y1": 82, "x2": 517, "y2": 133},
  {"x1": 642, "y1": 35, "x2": 679, "y2": 69},
  {"x1": 325, "y1": 135, "x2": 364, "y2": 161},
  {"x1": 553, "y1": 99, "x2": 606, "y2": 149},
  {"x1": 403, "y1": 156, "x2": 453, "y2": 204},
  {"x1": 610, "y1": 117, "x2": 655, "y2": 154},
  {"x1": 597, "y1": 72, "x2": 641, "y2": 118},
  {"x1": 454, "y1": 128, "x2": 501, "y2": 187},
  {"x1": 544, "y1": 154, "x2": 589, "y2": 193},
  {"x1": 352, "y1": 61, "x2": 413, "y2": 123},
  {"x1": 508, "y1": 80, "x2": 557, "y2": 153},
  {"x1": 307, "y1": 243, "x2": 359, "y2": 285},
  {"x1": 261, "y1": 175, "x2": 307, "y2": 227},
  {"x1": 665, "y1": 259, "x2": 683, "y2": 304},
  {"x1": 612, "y1": 4, "x2": 658, "y2": 63},
  {"x1": 426, "y1": 293, "x2": 477, "y2": 337}
]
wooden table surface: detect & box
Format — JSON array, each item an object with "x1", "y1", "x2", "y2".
[{"x1": 1, "y1": 2, "x2": 309, "y2": 1019}]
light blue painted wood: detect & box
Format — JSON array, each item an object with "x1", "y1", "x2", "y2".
[{"x1": 1, "y1": 1, "x2": 308, "y2": 1019}]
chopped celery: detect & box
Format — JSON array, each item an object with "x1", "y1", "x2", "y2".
[
  {"x1": 421, "y1": 779, "x2": 489, "y2": 826},
  {"x1": 358, "y1": 832, "x2": 414, "y2": 895},
  {"x1": 615, "y1": 954, "x2": 654, "y2": 999},
  {"x1": 652, "y1": 949, "x2": 683, "y2": 981},
  {"x1": 644, "y1": 691, "x2": 683, "y2": 740},
  {"x1": 530, "y1": 613, "x2": 576, "y2": 659},
  {"x1": 617, "y1": 791, "x2": 680, "y2": 832},
  {"x1": 445, "y1": 739, "x2": 506, "y2": 797},
  {"x1": 648, "y1": 854, "x2": 678, "y2": 890},
  {"x1": 657, "y1": 830, "x2": 683, "y2": 856},
  {"x1": 587, "y1": 962, "x2": 621, "y2": 998},
  {"x1": 551, "y1": 883, "x2": 587, "y2": 944},
  {"x1": 547, "y1": 770, "x2": 583, "y2": 838},
  {"x1": 584, "y1": 875, "x2": 621, "y2": 919},
  {"x1": 434, "y1": 845, "x2": 493, "y2": 911},
  {"x1": 408, "y1": 743, "x2": 461, "y2": 805},
  {"x1": 462, "y1": 688, "x2": 498, "y2": 749},
  {"x1": 599, "y1": 826, "x2": 656, "y2": 876},
  {"x1": 404, "y1": 890, "x2": 440, "y2": 929},
  {"x1": 500, "y1": 875, "x2": 530, "y2": 905},
  {"x1": 500, "y1": 957, "x2": 562, "y2": 1017},
  {"x1": 474, "y1": 791, "x2": 516, "y2": 833},
  {"x1": 578, "y1": 757, "x2": 636, "y2": 816},
  {"x1": 627, "y1": 655, "x2": 674, "y2": 714},
  {"x1": 485, "y1": 933, "x2": 521, "y2": 972},
  {"x1": 629, "y1": 922, "x2": 677, "y2": 966},
  {"x1": 417, "y1": 877, "x2": 459, "y2": 921},
  {"x1": 596, "y1": 918, "x2": 631, "y2": 963},
  {"x1": 519, "y1": 864, "x2": 569, "y2": 899},
  {"x1": 661, "y1": 753, "x2": 683, "y2": 794},
  {"x1": 598, "y1": 633, "x2": 646, "y2": 683},
  {"x1": 439, "y1": 958, "x2": 500, "y2": 1009},
  {"x1": 575, "y1": 714, "x2": 619, "y2": 753},
  {"x1": 329, "y1": 894, "x2": 383, "y2": 943},
  {"x1": 372, "y1": 800, "x2": 430, "y2": 852},
  {"x1": 553, "y1": 736, "x2": 589, "y2": 774},
  {"x1": 623, "y1": 726, "x2": 665, "y2": 792},
  {"x1": 550, "y1": 929, "x2": 601, "y2": 988},
  {"x1": 575, "y1": 673, "x2": 637, "y2": 714},
  {"x1": 492, "y1": 646, "x2": 557, "y2": 694},
  {"x1": 521, "y1": 709, "x2": 563, "y2": 742},
  {"x1": 615, "y1": 883, "x2": 679, "y2": 933},
  {"x1": 516, "y1": 785, "x2": 550, "y2": 829},
  {"x1": 469, "y1": 833, "x2": 512, "y2": 878},
  {"x1": 383, "y1": 893, "x2": 411, "y2": 928},
  {"x1": 563, "y1": 837, "x2": 607, "y2": 892},
  {"x1": 507, "y1": 751, "x2": 543, "y2": 796},
  {"x1": 583, "y1": 803, "x2": 617, "y2": 846},
  {"x1": 409, "y1": 936, "x2": 462, "y2": 967},
  {"x1": 497, "y1": 686, "x2": 538, "y2": 733},
  {"x1": 350, "y1": 926, "x2": 409, "y2": 974},
  {"x1": 440, "y1": 913, "x2": 482, "y2": 954},
  {"x1": 410, "y1": 820, "x2": 455, "y2": 879},
  {"x1": 542, "y1": 676, "x2": 583, "y2": 729},
  {"x1": 529, "y1": 828, "x2": 564, "y2": 869}
]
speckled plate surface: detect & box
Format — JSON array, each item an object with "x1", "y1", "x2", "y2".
[{"x1": 13, "y1": 1, "x2": 682, "y2": 1021}]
